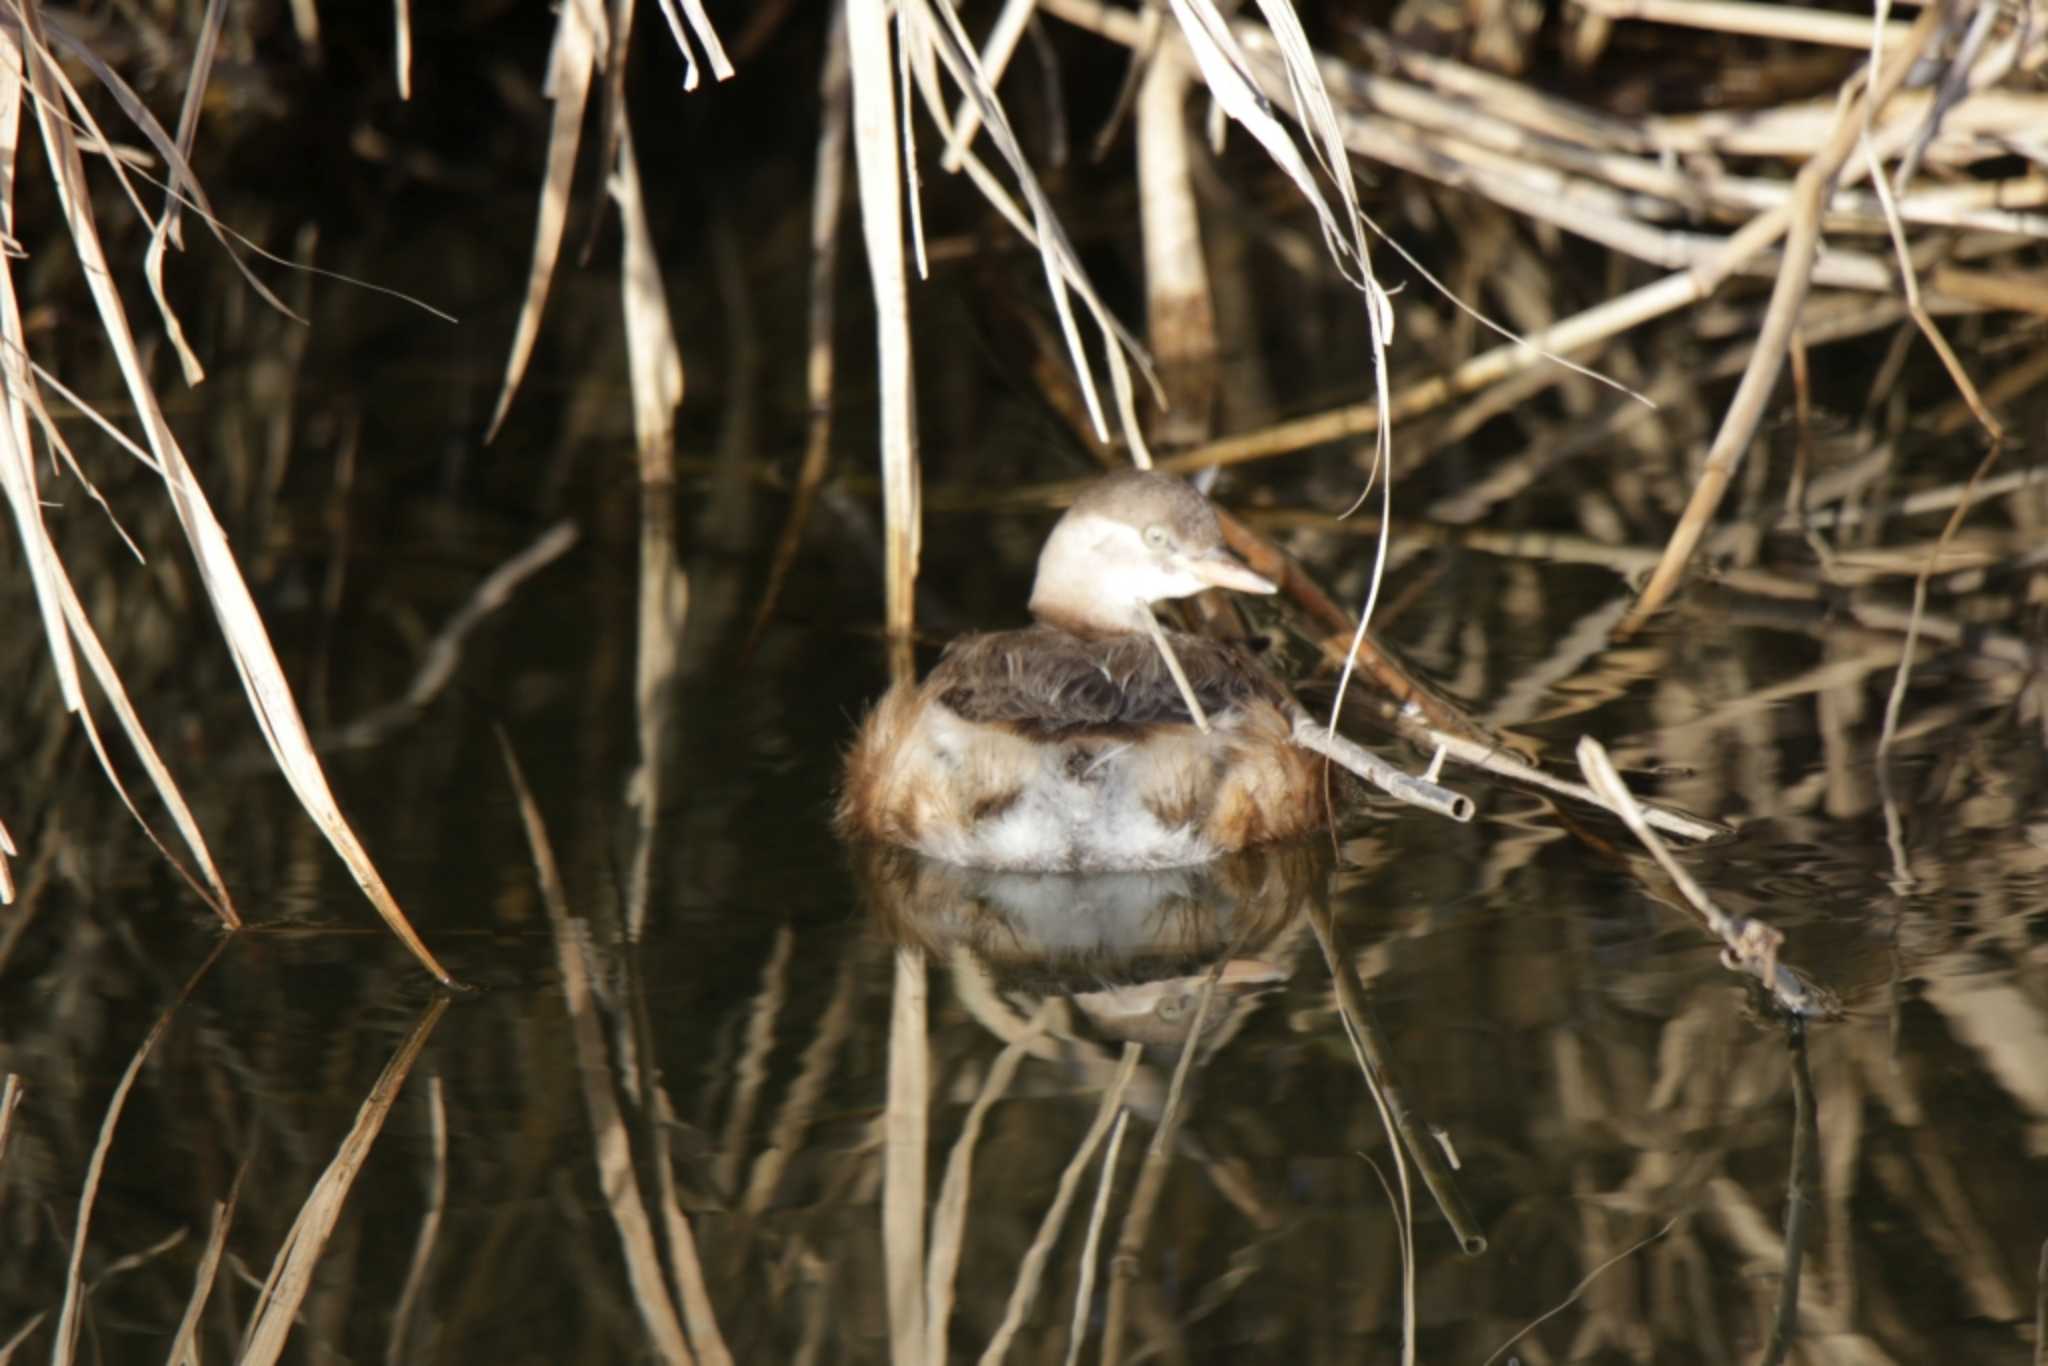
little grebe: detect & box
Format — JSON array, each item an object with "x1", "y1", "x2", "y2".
[{"x1": 839, "y1": 471, "x2": 1327, "y2": 871}]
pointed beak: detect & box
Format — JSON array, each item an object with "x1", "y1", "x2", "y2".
[{"x1": 1184, "y1": 548, "x2": 1277, "y2": 596}]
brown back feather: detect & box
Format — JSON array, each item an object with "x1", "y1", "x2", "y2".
[{"x1": 929, "y1": 627, "x2": 1285, "y2": 738}]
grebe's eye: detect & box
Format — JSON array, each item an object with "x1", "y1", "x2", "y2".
[{"x1": 1142, "y1": 523, "x2": 1171, "y2": 549}]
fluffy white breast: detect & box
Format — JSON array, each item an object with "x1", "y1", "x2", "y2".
[{"x1": 912, "y1": 706, "x2": 1229, "y2": 872}]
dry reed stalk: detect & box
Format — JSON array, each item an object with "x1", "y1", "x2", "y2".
[
  {"x1": 1652, "y1": 87, "x2": 2048, "y2": 163},
  {"x1": 981, "y1": 1042, "x2": 1141, "y2": 1366},
  {"x1": 848, "y1": 0, "x2": 922, "y2": 680},
  {"x1": 1861, "y1": 131, "x2": 2004, "y2": 443},
  {"x1": 1136, "y1": 44, "x2": 1216, "y2": 450},
  {"x1": 501, "y1": 731, "x2": 700, "y2": 1365},
  {"x1": 1624, "y1": 2, "x2": 1948, "y2": 629},
  {"x1": 1285, "y1": 707, "x2": 1472, "y2": 820},
  {"x1": 52, "y1": 940, "x2": 222, "y2": 1366},
  {"x1": 384, "y1": 1076, "x2": 446, "y2": 1366},
  {"x1": 884, "y1": 943, "x2": 931, "y2": 1366},
  {"x1": 166, "y1": 1164, "x2": 243, "y2": 1366},
  {"x1": 1576, "y1": 737, "x2": 1837, "y2": 1018},
  {"x1": 1574, "y1": 0, "x2": 1915, "y2": 50},
  {"x1": 1158, "y1": 271, "x2": 1699, "y2": 474},
  {"x1": 487, "y1": 0, "x2": 725, "y2": 429},
  {"x1": 923, "y1": 1006, "x2": 1050, "y2": 1351},
  {"x1": 238, "y1": 993, "x2": 450, "y2": 1366}
]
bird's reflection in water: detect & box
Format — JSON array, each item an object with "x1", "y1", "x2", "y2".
[{"x1": 854, "y1": 841, "x2": 1330, "y2": 1064}]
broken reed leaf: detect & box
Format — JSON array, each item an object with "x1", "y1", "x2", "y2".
[{"x1": 486, "y1": 0, "x2": 601, "y2": 442}]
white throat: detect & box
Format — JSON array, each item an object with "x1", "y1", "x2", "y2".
[{"x1": 1028, "y1": 512, "x2": 1227, "y2": 636}]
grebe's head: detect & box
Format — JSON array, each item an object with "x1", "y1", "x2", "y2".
[{"x1": 1027, "y1": 471, "x2": 1276, "y2": 636}]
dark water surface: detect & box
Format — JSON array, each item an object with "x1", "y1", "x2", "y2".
[
  {"x1": 3, "y1": 9, "x2": 2048, "y2": 1363},
  {"x1": 7, "y1": 477, "x2": 2046, "y2": 1364}
]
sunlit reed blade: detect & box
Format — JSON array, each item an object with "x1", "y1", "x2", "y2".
[
  {"x1": 53, "y1": 940, "x2": 225, "y2": 1366},
  {"x1": 848, "y1": 0, "x2": 922, "y2": 671},
  {"x1": 0, "y1": 34, "x2": 234, "y2": 923},
  {"x1": 393, "y1": 0, "x2": 412, "y2": 98},
  {"x1": 983, "y1": 1043, "x2": 1140, "y2": 1366},
  {"x1": 6, "y1": 9, "x2": 298, "y2": 318},
  {"x1": 654, "y1": 0, "x2": 734, "y2": 88},
  {"x1": 485, "y1": 0, "x2": 601, "y2": 442},
  {"x1": 15, "y1": 12, "x2": 466, "y2": 973},
  {"x1": 499, "y1": 732, "x2": 702, "y2": 1365}
]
